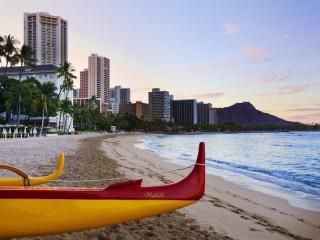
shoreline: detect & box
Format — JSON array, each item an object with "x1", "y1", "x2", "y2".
[
  {"x1": 101, "y1": 134, "x2": 320, "y2": 240},
  {"x1": 1, "y1": 134, "x2": 319, "y2": 239},
  {"x1": 135, "y1": 134, "x2": 320, "y2": 213},
  {"x1": 2, "y1": 134, "x2": 225, "y2": 240}
]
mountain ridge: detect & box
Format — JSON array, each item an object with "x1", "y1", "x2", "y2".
[{"x1": 216, "y1": 102, "x2": 301, "y2": 126}]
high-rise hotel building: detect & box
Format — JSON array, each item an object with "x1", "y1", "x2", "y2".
[
  {"x1": 24, "y1": 12, "x2": 68, "y2": 66},
  {"x1": 88, "y1": 54, "x2": 110, "y2": 104},
  {"x1": 79, "y1": 69, "x2": 88, "y2": 98},
  {"x1": 148, "y1": 88, "x2": 172, "y2": 122}
]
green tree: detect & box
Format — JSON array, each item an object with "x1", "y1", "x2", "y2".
[
  {"x1": 37, "y1": 82, "x2": 58, "y2": 134},
  {"x1": 57, "y1": 61, "x2": 76, "y2": 131},
  {"x1": 0, "y1": 76, "x2": 18, "y2": 122},
  {"x1": 0, "y1": 35, "x2": 5, "y2": 67},
  {"x1": 2, "y1": 35, "x2": 19, "y2": 75},
  {"x1": 60, "y1": 99, "x2": 73, "y2": 133},
  {"x1": 13, "y1": 44, "x2": 36, "y2": 126}
]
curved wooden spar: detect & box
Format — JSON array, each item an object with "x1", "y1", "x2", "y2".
[
  {"x1": 0, "y1": 153, "x2": 64, "y2": 186},
  {"x1": 0, "y1": 143, "x2": 205, "y2": 238}
]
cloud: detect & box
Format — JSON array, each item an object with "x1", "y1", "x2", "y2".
[
  {"x1": 280, "y1": 84, "x2": 310, "y2": 94},
  {"x1": 257, "y1": 82, "x2": 318, "y2": 96},
  {"x1": 258, "y1": 73, "x2": 289, "y2": 82},
  {"x1": 244, "y1": 43, "x2": 272, "y2": 62},
  {"x1": 193, "y1": 92, "x2": 225, "y2": 99},
  {"x1": 279, "y1": 33, "x2": 290, "y2": 40},
  {"x1": 223, "y1": 23, "x2": 241, "y2": 35},
  {"x1": 285, "y1": 107, "x2": 320, "y2": 112},
  {"x1": 266, "y1": 32, "x2": 290, "y2": 40}
]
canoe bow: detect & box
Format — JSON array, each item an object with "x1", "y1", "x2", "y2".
[
  {"x1": 0, "y1": 153, "x2": 64, "y2": 186},
  {"x1": 0, "y1": 143, "x2": 205, "y2": 238}
]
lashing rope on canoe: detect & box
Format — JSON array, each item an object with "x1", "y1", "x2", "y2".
[{"x1": 45, "y1": 163, "x2": 204, "y2": 183}]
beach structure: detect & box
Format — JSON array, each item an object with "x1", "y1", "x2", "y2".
[
  {"x1": 88, "y1": 54, "x2": 110, "y2": 104},
  {"x1": 209, "y1": 108, "x2": 218, "y2": 124},
  {"x1": 120, "y1": 87, "x2": 131, "y2": 104},
  {"x1": 172, "y1": 99, "x2": 198, "y2": 125},
  {"x1": 79, "y1": 69, "x2": 88, "y2": 98},
  {"x1": 0, "y1": 65, "x2": 73, "y2": 129},
  {"x1": 73, "y1": 97, "x2": 104, "y2": 113},
  {"x1": 109, "y1": 86, "x2": 131, "y2": 114},
  {"x1": 119, "y1": 101, "x2": 150, "y2": 120},
  {"x1": 73, "y1": 88, "x2": 80, "y2": 99},
  {"x1": 24, "y1": 12, "x2": 68, "y2": 66},
  {"x1": 148, "y1": 88, "x2": 172, "y2": 122},
  {"x1": 197, "y1": 102, "x2": 213, "y2": 125},
  {"x1": 0, "y1": 143, "x2": 206, "y2": 238}
]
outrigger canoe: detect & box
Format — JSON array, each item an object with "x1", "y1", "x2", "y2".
[
  {"x1": 0, "y1": 142, "x2": 205, "y2": 238},
  {"x1": 0, "y1": 153, "x2": 64, "y2": 186}
]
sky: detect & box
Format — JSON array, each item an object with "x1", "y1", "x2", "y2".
[{"x1": 1, "y1": 0, "x2": 319, "y2": 123}]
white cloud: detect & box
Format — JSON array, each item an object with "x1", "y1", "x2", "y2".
[
  {"x1": 223, "y1": 23, "x2": 241, "y2": 35},
  {"x1": 244, "y1": 43, "x2": 272, "y2": 62}
]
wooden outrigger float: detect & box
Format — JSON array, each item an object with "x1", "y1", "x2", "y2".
[
  {"x1": 0, "y1": 153, "x2": 64, "y2": 186},
  {"x1": 0, "y1": 143, "x2": 205, "y2": 238}
]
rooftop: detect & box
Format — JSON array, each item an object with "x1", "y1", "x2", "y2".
[{"x1": 0, "y1": 64, "x2": 58, "y2": 75}]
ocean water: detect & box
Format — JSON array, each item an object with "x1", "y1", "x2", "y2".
[{"x1": 135, "y1": 132, "x2": 320, "y2": 212}]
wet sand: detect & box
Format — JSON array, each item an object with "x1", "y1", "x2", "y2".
[
  {"x1": 1, "y1": 134, "x2": 227, "y2": 240},
  {"x1": 101, "y1": 134, "x2": 320, "y2": 240},
  {"x1": 1, "y1": 134, "x2": 320, "y2": 239}
]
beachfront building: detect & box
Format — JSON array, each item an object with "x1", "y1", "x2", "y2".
[
  {"x1": 88, "y1": 54, "x2": 110, "y2": 105},
  {"x1": 109, "y1": 86, "x2": 121, "y2": 114},
  {"x1": 109, "y1": 86, "x2": 131, "y2": 114},
  {"x1": 120, "y1": 88, "x2": 131, "y2": 104},
  {"x1": 73, "y1": 88, "x2": 80, "y2": 99},
  {"x1": 172, "y1": 99, "x2": 197, "y2": 125},
  {"x1": 148, "y1": 88, "x2": 172, "y2": 122},
  {"x1": 24, "y1": 12, "x2": 68, "y2": 66},
  {"x1": 197, "y1": 102, "x2": 213, "y2": 124},
  {"x1": 119, "y1": 101, "x2": 150, "y2": 120},
  {"x1": 209, "y1": 108, "x2": 218, "y2": 124},
  {"x1": 0, "y1": 65, "x2": 73, "y2": 129},
  {"x1": 73, "y1": 98, "x2": 103, "y2": 112},
  {"x1": 79, "y1": 69, "x2": 88, "y2": 98}
]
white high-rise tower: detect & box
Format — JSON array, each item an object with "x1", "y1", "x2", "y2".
[{"x1": 24, "y1": 12, "x2": 68, "y2": 66}]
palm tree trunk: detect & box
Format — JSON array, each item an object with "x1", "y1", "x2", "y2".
[
  {"x1": 16, "y1": 63, "x2": 23, "y2": 127},
  {"x1": 67, "y1": 117, "x2": 72, "y2": 133},
  {"x1": 63, "y1": 114, "x2": 68, "y2": 133},
  {"x1": 40, "y1": 103, "x2": 45, "y2": 136},
  {"x1": 16, "y1": 94, "x2": 21, "y2": 127},
  {"x1": 4, "y1": 60, "x2": 9, "y2": 76}
]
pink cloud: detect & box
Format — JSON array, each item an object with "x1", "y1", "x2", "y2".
[
  {"x1": 257, "y1": 81, "x2": 319, "y2": 96},
  {"x1": 223, "y1": 23, "x2": 241, "y2": 35},
  {"x1": 280, "y1": 84, "x2": 309, "y2": 94},
  {"x1": 193, "y1": 92, "x2": 225, "y2": 99},
  {"x1": 285, "y1": 107, "x2": 320, "y2": 112},
  {"x1": 244, "y1": 43, "x2": 272, "y2": 62},
  {"x1": 258, "y1": 73, "x2": 289, "y2": 82}
]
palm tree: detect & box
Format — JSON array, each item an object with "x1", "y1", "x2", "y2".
[
  {"x1": 0, "y1": 35, "x2": 4, "y2": 67},
  {"x1": 59, "y1": 99, "x2": 73, "y2": 133},
  {"x1": 2, "y1": 35, "x2": 19, "y2": 75},
  {"x1": 14, "y1": 44, "x2": 36, "y2": 127},
  {"x1": 38, "y1": 82, "x2": 58, "y2": 135},
  {"x1": 57, "y1": 61, "x2": 76, "y2": 131},
  {"x1": 15, "y1": 45, "x2": 36, "y2": 81},
  {"x1": 0, "y1": 76, "x2": 18, "y2": 122},
  {"x1": 57, "y1": 61, "x2": 76, "y2": 99}
]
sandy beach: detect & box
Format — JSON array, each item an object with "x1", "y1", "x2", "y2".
[{"x1": 1, "y1": 134, "x2": 320, "y2": 239}]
